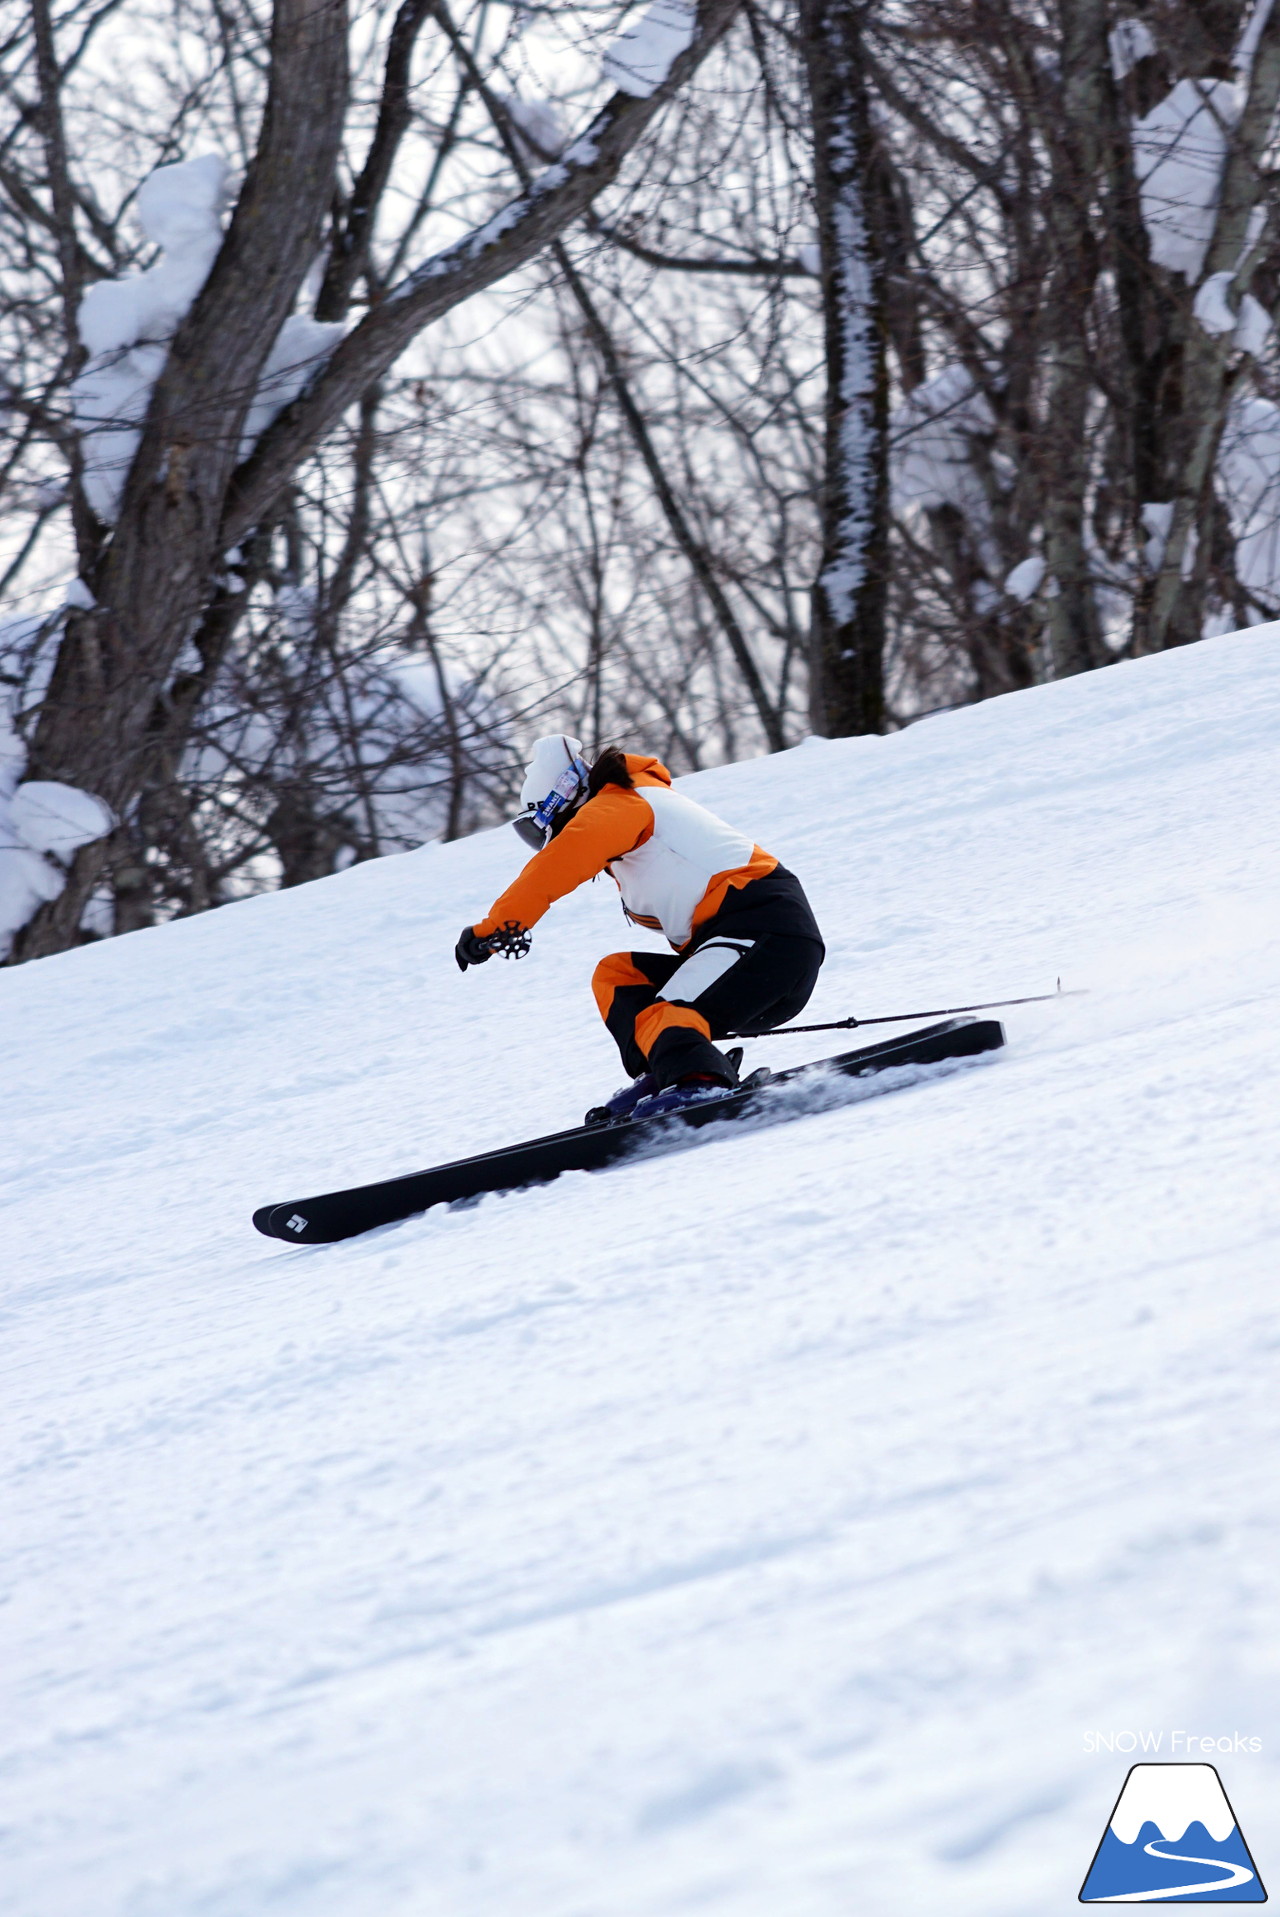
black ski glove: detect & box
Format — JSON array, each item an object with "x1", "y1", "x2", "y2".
[{"x1": 455, "y1": 925, "x2": 494, "y2": 971}]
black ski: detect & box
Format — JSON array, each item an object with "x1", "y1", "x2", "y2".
[{"x1": 253, "y1": 1016, "x2": 1004, "y2": 1245}]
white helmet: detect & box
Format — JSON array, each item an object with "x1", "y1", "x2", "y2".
[{"x1": 514, "y1": 735, "x2": 589, "y2": 849}]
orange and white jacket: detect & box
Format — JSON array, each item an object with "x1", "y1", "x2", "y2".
[{"x1": 475, "y1": 754, "x2": 823, "y2": 953}]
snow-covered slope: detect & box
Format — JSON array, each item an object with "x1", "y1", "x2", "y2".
[{"x1": 3, "y1": 629, "x2": 1279, "y2": 1917}]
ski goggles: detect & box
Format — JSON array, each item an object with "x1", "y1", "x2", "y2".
[{"x1": 513, "y1": 756, "x2": 589, "y2": 850}]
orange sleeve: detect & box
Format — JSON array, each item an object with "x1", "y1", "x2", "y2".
[{"x1": 474, "y1": 787, "x2": 653, "y2": 936}]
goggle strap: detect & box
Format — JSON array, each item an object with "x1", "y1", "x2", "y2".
[{"x1": 531, "y1": 757, "x2": 588, "y2": 832}]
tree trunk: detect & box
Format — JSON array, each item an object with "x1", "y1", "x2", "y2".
[
  {"x1": 800, "y1": 0, "x2": 889, "y2": 736},
  {"x1": 1142, "y1": 0, "x2": 1280, "y2": 653},
  {"x1": 1039, "y1": 0, "x2": 1110, "y2": 678},
  {"x1": 12, "y1": 0, "x2": 349, "y2": 960},
  {"x1": 9, "y1": 0, "x2": 747, "y2": 962}
]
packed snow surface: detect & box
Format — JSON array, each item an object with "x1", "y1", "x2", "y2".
[{"x1": 4, "y1": 628, "x2": 1280, "y2": 1915}]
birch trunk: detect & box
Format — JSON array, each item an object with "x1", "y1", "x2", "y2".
[
  {"x1": 1039, "y1": 0, "x2": 1110, "y2": 677},
  {"x1": 800, "y1": 0, "x2": 889, "y2": 736}
]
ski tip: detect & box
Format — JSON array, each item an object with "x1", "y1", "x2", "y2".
[{"x1": 253, "y1": 1200, "x2": 346, "y2": 1245}]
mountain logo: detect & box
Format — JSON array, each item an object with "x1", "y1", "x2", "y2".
[{"x1": 1080, "y1": 1763, "x2": 1266, "y2": 1902}]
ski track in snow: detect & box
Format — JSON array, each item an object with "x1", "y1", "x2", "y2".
[{"x1": 2, "y1": 629, "x2": 1280, "y2": 1915}]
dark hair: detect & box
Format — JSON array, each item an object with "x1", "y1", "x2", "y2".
[{"x1": 587, "y1": 745, "x2": 634, "y2": 798}]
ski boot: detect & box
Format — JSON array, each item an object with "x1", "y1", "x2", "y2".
[
  {"x1": 584, "y1": 1073, "x2": 659, "y2": 1126},
  {"x1": 629, "y1": 1046, "x2": 748, "y2": 1119},
  {"x1": 584, "y1": 1047, "x2": 750, "y2": 1125}
]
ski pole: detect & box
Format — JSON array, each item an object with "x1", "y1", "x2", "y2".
[{"x1": 734, "y1": 979, "x2": 1085, "y2": 1039}]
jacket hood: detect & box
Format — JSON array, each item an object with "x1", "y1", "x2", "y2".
[{"x1": 624, "y1": 753, "x2": 672, "y2": 787}]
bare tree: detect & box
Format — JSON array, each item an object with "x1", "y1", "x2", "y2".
[
  {"x1": 5, "y1": 0, "x2": 745, "y2": 960},
  {"x1": 870, "y1": 0, "x2": 1280, "y2": 709}
]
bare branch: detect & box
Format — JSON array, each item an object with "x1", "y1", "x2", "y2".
[{"x1": 221, "y1": 0, "x2": 746, "y2": 546}]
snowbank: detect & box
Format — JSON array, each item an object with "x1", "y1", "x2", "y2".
[{"x1": 2, "y1": 626, "x2": 1280, "y2": 1915}]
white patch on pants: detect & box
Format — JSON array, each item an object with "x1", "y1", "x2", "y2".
[{"x1": 657, "y1": 938, "x2": 755, "y2": 1004}]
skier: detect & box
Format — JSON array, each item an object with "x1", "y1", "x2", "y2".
[{"x1": 457, "y1": 736, "x2": 825, "y2": 1117}]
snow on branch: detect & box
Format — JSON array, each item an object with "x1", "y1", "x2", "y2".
[
  {"x1": 602, "y1": 1, "x2": 696, "y2": 98},
  {"x1": 0, "y1": 678, "x2": 113, "y2": 959},
  {"x1": 1131, "y1": 79, "x2": 1243, "y2": 281},
  {"x1": 1193, "y1": 271, "x2": 1273, "y2": 352},
  {"x1": 892, "y1": 367, "x2": 997, "y2": 530},
  {"x1": 72, "y1": 155, "x2": 344, "y2": 522},
  {"x1": 1109, "y1": 17, "x2": 1156, "y2": 81},
  {"x1": 220, "y1": 0, "x2": 746, "y2": 549},
  {"x1": 1219, "y1": 393, "x2": 1280, "y2": 614},
  {"x1": 1004, "y1": 556, "x2": 1046, "y2": 602},
  {"x1": 1236, "y1": 0, "x2": 1279, "y2": 76}
]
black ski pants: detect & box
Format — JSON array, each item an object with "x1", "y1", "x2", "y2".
[{"x1": 592, "y1": 932, "x2": 824, "y2": 1085}]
